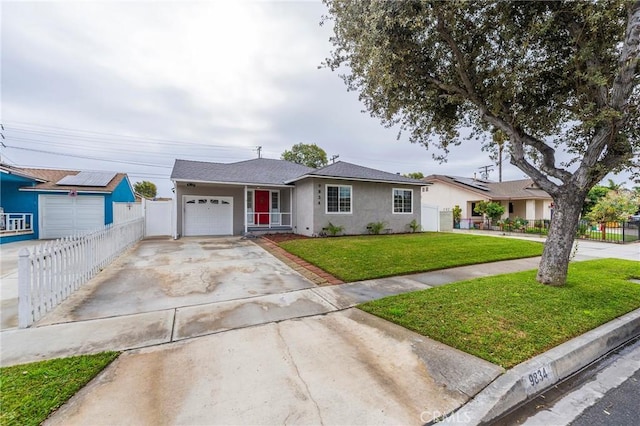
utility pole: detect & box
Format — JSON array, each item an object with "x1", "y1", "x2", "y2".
[
  {"x1": 255, "y1": 146, "x2": 262, "y2": 159},
  {"x1": 330, "y1": 154, "x2": 339, "y2": 164},
  {"x1": 0, "y1": 124, "x2": 6, "y2": 163},
  {"x1": 478, "y1": 165, "x2": 494, "y2": 180}
]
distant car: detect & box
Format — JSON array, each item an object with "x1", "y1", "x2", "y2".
[{"x1": 629, "y1": 214, "x2": 640, "y2": 225}]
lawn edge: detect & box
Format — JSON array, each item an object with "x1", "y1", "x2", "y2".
[{"x1": 440, "y1": 307, "x2": 640, "y2": 425}]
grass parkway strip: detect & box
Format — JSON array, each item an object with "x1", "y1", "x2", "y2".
[
  {"x1": 0, "y1": 352, "x2": 120, "y2": 426},
  {"x1": 359, "y1": 259, "x2": 640, "y2": 369}
]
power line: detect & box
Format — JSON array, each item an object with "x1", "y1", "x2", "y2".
[
  {"x1": 3, "y1": 121, "x2": 256, "y2": 150},
  {"x1": 5, "y1": 145, "x2": 172, "y2": 168}
]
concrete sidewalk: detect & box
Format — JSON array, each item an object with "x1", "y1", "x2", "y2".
[{"x1": 0, "y1": 257, "x2": 542, "y2": 366}]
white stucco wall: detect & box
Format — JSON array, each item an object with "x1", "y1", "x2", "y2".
[
  {"x1": 294, "y1": 179, "x2": 315, "y2": 236},
  {"x1": 421, "y1": 182, "x2": 489, "y2": 218}
]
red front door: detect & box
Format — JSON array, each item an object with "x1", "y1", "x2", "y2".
[{"x1": 255, "y1": 190, "x2": 270, "y2": 225}]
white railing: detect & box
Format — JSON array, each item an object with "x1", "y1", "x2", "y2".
[
  {"x1": 0, "y1": 213, "x2": 33, "y2": 233},
  {"x1": 18, "y1": 218, "x2": 144, "y2": 328},
  {"x1": 247, "y1": 212, "x2": 292, "y2": 228}
]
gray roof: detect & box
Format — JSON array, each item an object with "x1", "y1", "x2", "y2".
[
  {"x1": 425, "y1": 175, "x2": 551, "y2": 200},
  {"x1": 171, "y1": 158, "x2": 315, "y2": 186},
  {"x1": 171, "y1": 158, "x2": 426, "y2": 187},
  {"x1": 287, "y1": 161, "x2": 425, "y2": 185}
]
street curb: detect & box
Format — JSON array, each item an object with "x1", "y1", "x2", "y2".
[{"x1": 439, "y1": 307, "x2": 640, "y2": 425}]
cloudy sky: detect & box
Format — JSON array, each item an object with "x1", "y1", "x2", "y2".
[{"x1": 1, "y1": 1, "x2": 628, "y2": 197}]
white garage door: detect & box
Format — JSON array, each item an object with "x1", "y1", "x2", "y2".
[
  {"x1": 40, "y1": 195, "x2": 105, "y2": 239},
  {"x1": 183, "y1": 196, "x2": 233, "y2": 236}
]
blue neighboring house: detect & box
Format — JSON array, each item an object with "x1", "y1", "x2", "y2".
[{"x1": 1, "y1": 164, "x2": 136, "y2": 244}]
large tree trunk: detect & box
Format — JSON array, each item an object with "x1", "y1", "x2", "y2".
[{"x1": 536, "y1": 190, "x2": 586, "y2": 286}]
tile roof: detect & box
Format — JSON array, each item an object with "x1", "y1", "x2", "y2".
[
  {"x1": 170, "y1": 158, "x2": 315, "y2": 186},
  {"x1": 425, "y1": 174, "x2": 551, "y2": 200},
  {"x1": 287, "y1": 161, "x2": 426, "y2": 185},
  {"x1": 1, "y1": 164, "x2": 126, "y2": 193}
]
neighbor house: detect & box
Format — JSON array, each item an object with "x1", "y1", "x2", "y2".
[
  {"x1": 422, "y1": 175, "x2": 553, "y2": 227},
  {"x1": 1, "y1": 164, "x2": 136, "y2": 244},
  {"x1": 170, "y1": 158, "x2": 426, "y2": 238}
]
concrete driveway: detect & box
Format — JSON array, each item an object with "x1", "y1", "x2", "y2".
[
  {"x1": 38, "y1": 237, "x2": 316, "y2": 325},
  {"x1": 44, "y1": 309, "x2": 502, "y2": 426}
]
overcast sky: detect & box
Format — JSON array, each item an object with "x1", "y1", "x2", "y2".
[{"x1": 1, "y1": 1, "x2": 631, "y2": 197}]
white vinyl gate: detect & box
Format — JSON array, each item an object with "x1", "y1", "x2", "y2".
[
  {"x1": 144, "y1": 199, "x2": 173, "y2": 237},
  {"x1": 113, "y1": 202, "x2": 143, "y2": 224},
  {"x1": 421, "y1": 203, "x2": 440, "y2": 232}
]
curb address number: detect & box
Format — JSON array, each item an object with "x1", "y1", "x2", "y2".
[{"x1": 528, "y1": 367, "x2": 549, "y2": 387}]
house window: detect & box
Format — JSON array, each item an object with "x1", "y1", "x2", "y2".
[
  {"x1": 509, "y1": 202, "x2": 514, "y2": 214},
  {"x1": 246, "y1": 190, "x2": 254, "y2": 225},
  {"x1": 393, "y1": 189, "x2": 413, "y2": 213},
  {"x1": 271, "y1": 191, "x2": 280, "y2": 225},
  {"x1": 471, "y1": 202, "x2": 482, "y2": 217},
  {"x1": 326, "y1": 185, "x2": 352, "y2": 213}
]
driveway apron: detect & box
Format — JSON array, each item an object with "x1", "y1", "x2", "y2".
[
  {"x1": 38, "y1": 237, "x2": 314, "y2": 325},
  {"x1": 44, "y1": 309, "x2": 503, "y2": 426}
]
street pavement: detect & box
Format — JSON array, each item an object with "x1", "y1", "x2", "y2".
[{"x1": 499, "y1": 338, "x2": 640, "y2": 426}]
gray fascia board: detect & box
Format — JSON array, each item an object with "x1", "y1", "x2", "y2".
[
  {"x1": 18, "y1": 188, "x2": 112, "y2": 194},
  {"x1": 285, "y1": 174, "x2": 428, "y2": 186},
  {"x1": 173, "y1": 178, "x2": 292, "y2": 188}
]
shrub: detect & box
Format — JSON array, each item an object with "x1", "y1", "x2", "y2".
[
  {"x1": 408, "y1": 219, "x2": 421, "y2": 233},
  {"x1": 452, "y1": 205, "x2": 462, "y2": 226},
  {"x1": 367, "y1": 221, "x2": 386, "y2": 235},
  {"x1": 474, "y1": 201, "x2": 505, "y2": 225},
  {"x1": 325, "y1": 222, "x2": 344, "y2": 236}
]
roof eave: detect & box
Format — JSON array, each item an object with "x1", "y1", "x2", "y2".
[
  {"x1": 18, "y1": 188, "x2": 113, "y2": 194},
  {"x1": 172, "y1": 178, "x2": 292, "y2": 188},
  {"x1": 285, "y1": 174, "x2": 428, "y2": 186}
]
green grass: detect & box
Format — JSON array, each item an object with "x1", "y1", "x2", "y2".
[
  {"x1": 359, "y1": 259, "x2": 640, "y2": 368},
  {"x1": 280, "y1": 233, "x2": 544, "y2": 282},
  {"x1": 0, "y1": 352, "x2": 119, "y2": 426}
]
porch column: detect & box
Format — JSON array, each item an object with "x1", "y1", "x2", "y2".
[
  {"x1": 526, "y1": 199, "x2": 536, "y2": 220},
  {"x1": 244, "y1": 185, "x2": 248, "y2": 234},
  {"x1": 289, "y1": 187, "x2": 293, "y2": 229}
]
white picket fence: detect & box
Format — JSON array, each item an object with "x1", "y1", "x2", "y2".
[{"x1": 18, "y1": 218, "x2": 144, "y2": 328}]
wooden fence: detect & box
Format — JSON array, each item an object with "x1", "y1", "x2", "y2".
[{"x1": 18, "y1": 218, "x2": 144, "y2": 328}]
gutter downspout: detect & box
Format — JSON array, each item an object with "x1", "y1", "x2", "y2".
[
  {"x1": 244, "y1": 185, "x2": 248, "y2": 235},
  {"x1": 172, "y1": 180, "x2": 178, "y2": 239}
]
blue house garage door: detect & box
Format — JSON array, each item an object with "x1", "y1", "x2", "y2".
[
  {"x1": 183, "y1": 196, "x2": 233, "y2": 236},
  {"x1": 39, "y1": 195, "x2": 105, "y2": 239}
]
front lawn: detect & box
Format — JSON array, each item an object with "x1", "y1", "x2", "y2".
[
  {"x1": 359, "y1": 259, "x2": 640, "y2": 368},
  {"x1": 0, "y1": 352, "x2": 119, "y2": 426},
  {"x1": 279, "y1": 233, "x2": 544, "y2": 282}
]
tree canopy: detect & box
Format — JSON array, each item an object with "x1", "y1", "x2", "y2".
[
  {"x1": 281, "y1": 143, "x2": 329, "y2": 168},
  {"x1": 581, "y1": 185, "x2": 611, "y2": 216},
  {"x1": 324, "y1": 0, "x2": 640, "y2": 286},
  {"x1": 133, "y1": 181, "x2": 157, "y2": 199},
  {"x1": 586, "y1": 190, "x2": 638, "y2": 223},
  {"x1": 403, "y1": 172, "x2": 424, "y2": 179}
]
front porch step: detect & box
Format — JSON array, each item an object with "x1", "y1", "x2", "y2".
[{"x1": 246, "y1": 227, "x2": 293, "y2": 236}]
